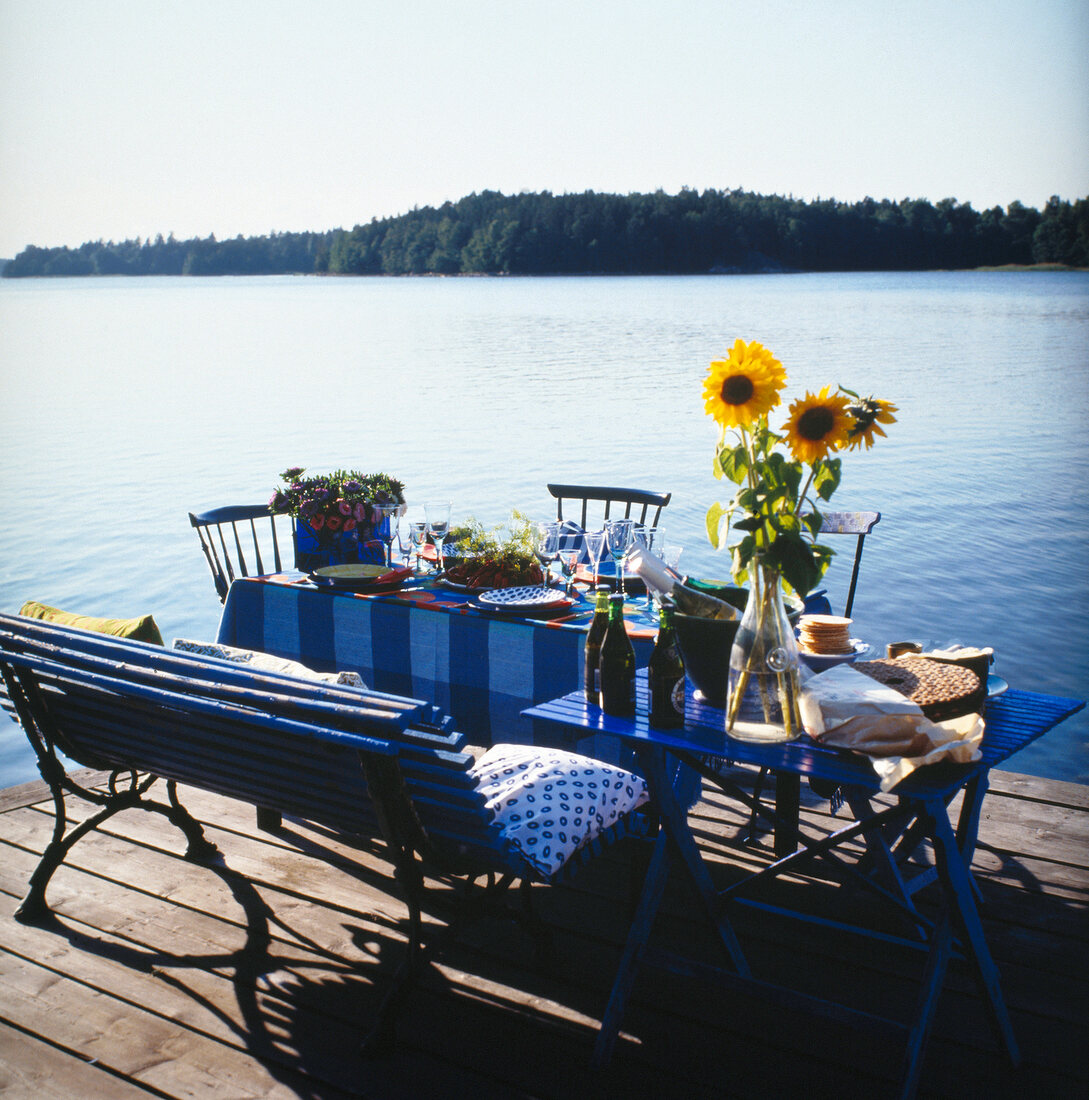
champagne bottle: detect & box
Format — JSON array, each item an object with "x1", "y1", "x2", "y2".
[
  {"x1": 583, "y1": 584, "x2": 611, "y2": 706},
  {"x1": 648, "y1": 598, "x2": 686, "y2": 729},
  {"x1": 624, "y1": 547, "x2": 739, "y2": 620},
  {"x1": 599, "y1": 593, "x2": 635, "y2": 717}
]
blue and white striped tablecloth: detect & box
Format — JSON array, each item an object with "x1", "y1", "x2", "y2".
[{"x1": 216, "y1": 575, "x2": 656, "y2": 755}]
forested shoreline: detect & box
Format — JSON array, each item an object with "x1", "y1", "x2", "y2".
[{"x1": 4, "y1": 188, "x2": 1087, "y2": 278}]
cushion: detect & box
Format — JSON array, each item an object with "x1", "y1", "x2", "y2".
[
  {"x1": 172, "y1": 638, "x2": 367, "y2": 687},
  {"x1": 470, "y1": 744, "x2": 648, "y2": 878},
  {"x1": 20, "y1": 600, "x2": 163, "y2": 645}
]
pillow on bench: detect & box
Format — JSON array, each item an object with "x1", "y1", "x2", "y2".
[
  {"x1": 173, "y1": 638, "x2": 367, "y2": 687},
  {"x1": 20, "y1": 601, "x2": 164, "y2": 645},
  {"x1": 470, "y1": 744, "x2": 649, "y2": 877}
]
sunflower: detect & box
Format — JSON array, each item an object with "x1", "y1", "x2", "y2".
[
  {"x1": 703, "y1": 338, "x2": 787, "y2": 429},
  {"x1": 846, "y1": 397, "x2": 898, "y2": 450},
  {"x1": 782, "y1": 386, "x2": 852, "y2": 464}
]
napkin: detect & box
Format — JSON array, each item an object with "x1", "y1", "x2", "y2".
[{"x1": 799, "y1": 664, "x2": 983, "y2": 792}]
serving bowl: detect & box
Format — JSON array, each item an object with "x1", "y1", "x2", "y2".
[{"x1": 674, "y1": 612, "x2": 741, "y2": 708}]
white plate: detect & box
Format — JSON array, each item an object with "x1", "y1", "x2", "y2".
[
  {"x1": 987, "y1": 674, "x2": 1009, "y2": 698},
  {"x1": 799, "y1": 640, "x2": 869, "y2": 672},
  {"x1": 477, "y1": 586, "x2": 569, "y2": 610}
]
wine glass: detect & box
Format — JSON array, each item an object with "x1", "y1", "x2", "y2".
[
  {"x1": 634, "y1": 525, "x2": 660, "y2": 609},
  {"x1": 605, "y1": 518, "x2": 634, "y2": 596},
  {"x1": 557, "y1": 537, "x2": 581, "y2": 596},
  {"x1": 425, "y1": 501, "x2": 451, "y2": 573},
  {"x1": 408, "y1": 520, "x2": 428, "y2": 572},
  {"x1": 534, "y1": 522, "x2": 560, "y2": 589},
  {"x1": 584, "y1": 527, "x2": 606, "y2": 586},
  {"x1": 376, "y1": 504, "x2": 400, "y2": 568},
  {"x1": 395, "y1": 516, "x2": 415, "y2": 567}
]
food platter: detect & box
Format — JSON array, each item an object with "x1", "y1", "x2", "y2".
[
  {"x1": 308, "y1": 564, "x2": 412, "y2": 593},
  {"x1": 435, "y1": 576, "x2": 484, "y2": 593}
]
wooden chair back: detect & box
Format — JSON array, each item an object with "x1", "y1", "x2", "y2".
[
  {"x1": 188, "y1": 504, "x2": 294, "y2": 603},
  {"x1": 547, "y1": 483, "x2": 671, "y2": 530}
]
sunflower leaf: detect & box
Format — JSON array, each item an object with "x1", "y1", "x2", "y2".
[
  {"x1": 716, "y1": 443, "x2": 749, "y2": 484},
  {"x1": 812, "y1": 458, "x2": 842, "y2": 501},
  {"x1": 705, "y1": 503, "x2": 726, "y2": 549}
]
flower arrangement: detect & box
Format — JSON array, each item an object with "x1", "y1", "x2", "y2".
[
  {"x1": 269, "y1": 467, "x2": 405, "y2": 536},
  {"x1": 704, "y1": 339, "x2": 897, "y2": 597},
  {"x1": 701, "y1": 339, "x2": 896, "y2": 741}
]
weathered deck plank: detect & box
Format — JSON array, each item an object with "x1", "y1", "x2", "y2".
[{"x1": 1, "y1": 768, "x2": 1086, "y2": 1099}]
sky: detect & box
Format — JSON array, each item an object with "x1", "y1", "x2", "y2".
[{"x1": 1, "y1": 0, "x2": 1087, "y2": 258}]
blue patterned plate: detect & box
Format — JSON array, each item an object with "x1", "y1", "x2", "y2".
[{"x1": 477, "y1": 586, "x2": 570, "y2": 611}]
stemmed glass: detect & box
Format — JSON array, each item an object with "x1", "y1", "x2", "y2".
[
  {"x1": 395, "y1": 516, "x2": 415, "y2": 568},
  {"x1": 634, "y1": 525, "x2": 660, "y2": 609},
  {"x1": 534, "y1": 522, "x2": 560, "y2": 589},
  {"x1": 376, "y1": 504, "x2": 400, "y2": 568},
  {"x1": 425, "y1": 502, "x2": 451, "y2": 574},
  {"x1": 408, "y1": 520, "x2": 428, "y2": 572},
  {"x1": 584, "y1": 527, "x2": 606, "y2": 587},
  {"x1": 605, "y1": 518, "x2": 634, "y2": 597},
  {"x1": 557, "y1": 539, "x2": 581, "y2": 596},
  {"x1": 662, "y1": 543, "x2": 684, "y2": 579}
]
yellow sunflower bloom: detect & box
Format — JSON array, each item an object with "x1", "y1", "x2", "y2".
[
  {"x1": 846, "y1": 397, "x2": 898, "y2": 450},
  {"x1": 782, "y1": 386, "x2": 852, "y2": 464},
  {"x1": 703, "y1": 338, "x2": 787, "y2": 428}
]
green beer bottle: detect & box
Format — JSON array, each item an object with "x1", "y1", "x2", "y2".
[
  {"x1": 648, "y1": 597, "x2": 686, "y2": 729},
  {"x1": 583, "y1": 584, "x2": 612, "y2": 706},
  {"x1": 599, "y1": 593, "x2": 635, "y2": 717}
]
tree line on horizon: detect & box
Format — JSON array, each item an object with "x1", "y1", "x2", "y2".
[{"x1": 4, "y1": 188, "x2": 1087, "y2": 278}]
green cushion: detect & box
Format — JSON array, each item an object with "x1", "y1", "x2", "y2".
[{"x1": 19, "y1": 601, "x2": 164, "y2": 646}]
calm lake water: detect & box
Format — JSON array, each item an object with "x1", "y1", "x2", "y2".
[{"x1": 1, "y1": 271, "x2": 1087, "y2": 785}]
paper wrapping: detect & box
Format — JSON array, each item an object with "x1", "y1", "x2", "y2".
[{"x1": 800, "y1": 664, "x2": 983, "y2": 792}]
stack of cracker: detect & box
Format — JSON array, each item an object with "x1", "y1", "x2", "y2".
[{"x1": 798, "y1": 615, "x2": 853, "y2": 655}]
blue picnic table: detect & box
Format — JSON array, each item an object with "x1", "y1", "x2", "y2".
[{"x1": 525, "y1": 671, "x2": 1084, "y2": 1098}]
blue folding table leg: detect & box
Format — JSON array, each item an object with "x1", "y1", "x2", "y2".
[
  {"x1": 592, "y1": 827, "x2": 672, "y2": 1069},
  {"x1": 920, "y1": 795, "x2": 1020, "y2": 1064},
  {"x1": 591, "y1": 744, "x2": 750, "y2": 1069}
]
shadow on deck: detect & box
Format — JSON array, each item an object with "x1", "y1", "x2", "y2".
[{"x1": 0, "y1": 766, "x2": 1086, "y2": 1099}]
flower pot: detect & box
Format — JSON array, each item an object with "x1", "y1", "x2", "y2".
[{"x1": 293, "y1": 521, "x2": 381, "y2": 572}]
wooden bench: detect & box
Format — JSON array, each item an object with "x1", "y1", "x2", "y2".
[{"x1": 0, "y1": 612, "x2": 650, "y2": 1044}]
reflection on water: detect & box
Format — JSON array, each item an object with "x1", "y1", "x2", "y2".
[{"x1": 1, "y1": 271, "x2": 1086, "y2": 785}]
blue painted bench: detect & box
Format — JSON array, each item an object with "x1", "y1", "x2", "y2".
[{"x1": 0, "y1": 612, "x2": 650, "y2": 1044}]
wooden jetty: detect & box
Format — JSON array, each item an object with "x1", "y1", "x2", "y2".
[{"x1": 0, "y1": 765, "x2": 1085, "y2": 1099}]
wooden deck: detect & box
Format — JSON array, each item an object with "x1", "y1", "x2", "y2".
[{"x1": 0, "y1": 765, "x2": 1086, "y2": 1099}]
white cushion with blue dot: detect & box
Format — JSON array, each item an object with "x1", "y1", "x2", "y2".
[{"x1": 470, "y1": 744, "x2": 648, "y2": 878}]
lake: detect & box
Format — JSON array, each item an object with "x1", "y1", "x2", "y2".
[{"x1": 1, "y1": 270, "x2": 1086, "y2": 786}]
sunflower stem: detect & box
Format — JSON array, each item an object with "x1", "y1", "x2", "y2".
[{"x1": 794, "y1": 468, "x2": 816, "y2": 517}]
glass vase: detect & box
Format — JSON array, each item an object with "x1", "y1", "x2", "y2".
[{"x1": 725, "y1": 560, "x2": 802, "y2": 743}]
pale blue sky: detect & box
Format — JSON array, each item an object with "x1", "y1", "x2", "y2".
[{"x1": 1, "y1": 0, "x2": 1086, "y2": 257}]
